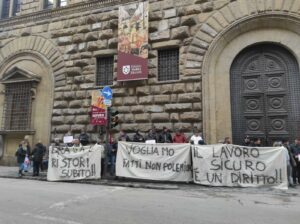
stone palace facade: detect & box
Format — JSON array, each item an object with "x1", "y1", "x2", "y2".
[{"x1": 1, "y1": 0, "x2": 300, "y2": 165}]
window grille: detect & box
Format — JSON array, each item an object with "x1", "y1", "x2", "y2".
[
  {"x1": 12, "y1": 0, "x2": 21, "y2": 16},
  {"x1": 96, "y1": 57, "x2": 114, "y2": 86},
  {"x1": 158, "y1": 49, "x2": 179, "y2": 81},
  {"x1": 44, "y1": 0, "x2": 54, "y2": 9},
  {"x1": 1, "y1": 0, "x2": 10, "y2": 18},
  {"x1": 2, "y1": 82, "x2": 32, "y2": 131}
]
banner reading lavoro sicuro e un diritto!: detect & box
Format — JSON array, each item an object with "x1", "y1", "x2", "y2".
[{"x1": 192, "y1": 144, "x2": 288, "y2": 189}]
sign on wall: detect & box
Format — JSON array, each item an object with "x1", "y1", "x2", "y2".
[
  {"x1": 117, "y1": 1, "x2": 149, "y2": 81},
  {"x1": 116, "y1": 142, "x2": 193, "y2": 182},
  {"x1": 90, "y1": 90, "x2": 107, "y2": 126},
  {"x1": 47, "y1": 145, "x2": 103, "y2": 181},
  {"x1": 192, "y1": 144, "x2": 288, "y2": 189}
]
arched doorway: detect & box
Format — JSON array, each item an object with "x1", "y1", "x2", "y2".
[{"x1": 230, "y1": 44, "x2": 300, "y2": 146}]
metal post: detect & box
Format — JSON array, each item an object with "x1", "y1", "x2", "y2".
[{"x1": 104, "y1": 107, "x2": 111, "y2": 177}]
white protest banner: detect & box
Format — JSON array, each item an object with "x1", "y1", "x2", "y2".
[
  {"x1": 192, "y1": 144, "x2": 288, "y2": 189},
  {"x1": 47, "y1": 144, "x2": 103, "y2": 181},
  {"x1": 116, "y1": 142, "x2": 192, "y2": 182}
]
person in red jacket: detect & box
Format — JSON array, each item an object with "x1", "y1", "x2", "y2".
[{"x1": 173, "y1": 129, "x2": 187, "y2": 143}]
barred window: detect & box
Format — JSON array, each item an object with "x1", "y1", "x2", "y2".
[
  {"x1": 158, "y1": 49, "x2": 179, "y2": 81},
  {"x1": 12, "y1": 0, "x2": 21, "y2": 16},
  {"x1": 96, "y1": 57, "x2": 114, "y2": 86},
  {"x1": 2, "y1": 82, "x2": 32, "y2": 131},
  {"x1": 44, "y1": 0, "x2": 54, "y2": 9},
  {"x1": 1, "y1": 0, "x2": 10, "y2": 18}
]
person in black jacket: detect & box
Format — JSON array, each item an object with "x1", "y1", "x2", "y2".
[
  {"x1": 79, "y1": 129, "x2": 90, "y2": 146},
  {"x1": 133, "y1": 130, "x2": 145, "y2": 142},
  {"x1": 31, "y1": 141, "x2": 46, "y2": 176},
  {"x1": 15, "y1": 141, "x2": 30, "y2": 177},
  {"x1": 158, "y1": 127, "x2": 173, "y2": 143}
]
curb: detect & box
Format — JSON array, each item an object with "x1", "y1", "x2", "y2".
[{"x1": 0, "y1": 175, "x2": 180, "y2": 190}]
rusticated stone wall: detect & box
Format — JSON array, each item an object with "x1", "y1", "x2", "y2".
[{"x1": 1, "y1": 0, "x2": 300, "y2": 146}]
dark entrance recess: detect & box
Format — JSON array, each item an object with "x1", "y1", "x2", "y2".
[{"x1": 230, "y1": 44, "x2": 300, "y2": 146}]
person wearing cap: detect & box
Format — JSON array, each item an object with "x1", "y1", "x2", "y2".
[{"x1": 173, "y1": 129, "x2": 187, "y2": 143}]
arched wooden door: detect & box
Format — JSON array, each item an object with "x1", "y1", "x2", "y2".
[{"x1": 230, "y1": 44, "x2": 300, "y2": 146}]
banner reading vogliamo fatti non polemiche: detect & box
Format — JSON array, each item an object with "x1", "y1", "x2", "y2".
[
  {"x1": 47, "y1": 145, "x2": 103, "y2": 181},
  {"x1": 117, "y1": 1, "x2": 149, "y2": 81},
  {"x1": 116, "y1": 142, "x2": 193, "y2": 182},
  {"x1": 192, "y1": 144, "x2": 288, "y2": 189}
]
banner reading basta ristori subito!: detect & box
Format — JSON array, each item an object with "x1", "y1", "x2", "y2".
[{"x1": 117, "y1": 1, "x2": 148, "y2": 81}]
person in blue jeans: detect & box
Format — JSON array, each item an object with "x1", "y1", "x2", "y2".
[{"x1": 15, "y1": 141, "x2": 29, "y2": 177}]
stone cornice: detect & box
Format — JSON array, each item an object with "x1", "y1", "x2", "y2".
[{"x1": 0, "y1": 0, "x2": 137, "y2": 28}]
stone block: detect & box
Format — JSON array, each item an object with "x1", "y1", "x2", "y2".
[
  {"x1": 75, "y1": 115, "x2": 90, "y2": 124},
  {"x1": 158, "y1": 20, "x2": 169, "y2": 31},
  {"x1": 201, "y1": 2, "x2": 214, "y2": 12},
  {"x1": 136, "y1": 86, "x2": 151, "y2": 96},
  {"x1": 121, "y1": 123, "x2": 138, "y2": 132},
  {"x1": 52, "y1": 116, "x2": 64, "y2": 125},
  {"x1": 151, "y1": 113, "x2": 169, "y2": 122},
  {"x1": 64, "y1": 92, "x2": 76, "y2": 100},
  {"x1": 149, "y1": 11, "x2": 163, "y2": 21},
  {"x1": 113, "y1": 97, "x2": 123, "y2": 106},
  {"x1": 139, "y1": 96, "x2": 153, "y2": 105},
  {"x1": 92, "y1": 23, "x2": 102, "y2": 30},
  {"x1": 135, "y1": 114, "x2": 150, "y2": 122},
  {"x1": 124, "y1": 114, "x2": 134, "y2": 123},
  {"x1": 123, "y1": 97, "x2": 137, "y2": 105},
  {"x1": 171, "y1": 26, "x2": 190, "y2": 39},
  {"x1": 173, "y1": 123, "x2": 193, "y2": 132},
  {"x1": 52, "y1": 109, "x2": 62, "y2": 116},
  {"x1": 53, "y1": 101, "x2": 68, "y2": 109},
  {"x1": 154, "y1": 95, "x2": 170, "y2": 104},
  {"x1": 161, "y1": 84, "x2": 173, "y2": 94},
  {"x1": 164, "y1": 8, "x2": 177, "y2": 18},
  {"x1": 69, "y1": 100, "x2": 82, "y2": 108},
  {"x1": 65, "y1": 115, "x2": 76, "y2": 124},
  {"x1": 178, "y1": 93, "x2": 201, "y2": 102},
  {"x1": 150, "y1": 30, "x2": 170, "y2": 42},
  {"x1": 180, "y1": 112, "x2": 201, "y2": 122},
  {"x1": 108, "y1": 38, "x2": 118, "y2": 48},
  {"x1": 181, "y1": 15, "x2": 198, "y2": 26},
  {"x1": 85, "y1": 32, "x2": 98, "y2": 42},
  {"x1": 169, "y1": 17, "x2": 181, "y2": 28},
  {"x1": 99, "y1": 29, "x2": 114, "y2": 39},
  {"x1": 78, "y1": 43, "x2": 87, "y2": 52},
  {"x1": 57, "y1": 36, "x2": 72, "y2": 46},
  {"x1": 54, "y1": 125, "x2": 70, "y2": 133},
  {"x1": 54, "y1": 92, "x2": 64, "y2": 100},
  {"x1": 74, "y1": 59, "x2": 90, "y2": 67},
  {"x1": 72, "y1": 34, "x2": 84, "y2": 43},
  {"x1": 137, "y1": 123, "x2": 153, "y2": 132},
  {"x1": 86, "y1": 15, "x2": 97, "y2": 24},
  {"x1": 131, "y1": 105, "x2": 144, "y2": 113},
  {"x1": 170, "y1": 113, "x2": 179, "y2": 122},
  {"x1": 184, "y1": 4, "x2": 202, "y2": 15},
  {"x1": 173, "y1": 83, "x2": 186, "y2": 93},
  {"x1": 65, "y1": 44, "x2": 77, "y2": 54},
  {"x1": 165, "y1": 103, "x2": 192, "y2": 112},
  {"x1": 145, "y1": 105, "x2": 164, "y2": 113},
  {"x1": 71, "y1": 125, "x2": 86, "y2": 132},
  {"x1": 193, "y1": 103, "x2": 202, "y2": 110},
  {"x1": 152, "y1": 40, "x2": 181, "y2": 49},
  {"x1": 65, "y1": 67, "x2": 82, "y2": 76}
]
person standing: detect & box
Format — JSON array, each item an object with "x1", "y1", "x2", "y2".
[
  {"x1": 250, "y1": 138, "x2": 261, "y2": 147},
  {"x1": 108, "y1": 138, "x2": 118, "y2": 176},
  {"x1": 190, "y1": 129, "x2": 203, "y2": 145},
  {"x1": 118, "y1": 130, "x2": 131, "y2": 142},
  {"x1": 173, "y1": 129, "x2": 187, "y2": 143},
  {"x1": 31, "y1": 141, "x2": 45, "y2": 176},
  {"x1": 15, "y1": 141, "x2": 29, "y2": 177},
  {"x1": 145, "y1": 128, "x2": 158, "y2": 143},
  {"x1": 282, "y1": 140, "x2": 296, "y2": 187},
  {"x1": 79, "y1": 129, "x2": 90, "y2": 146},
  {"x1": 133, "y1": 130, "x2": 145, "y2": 142},
  {"x1": 290, "y1": 138, "x2": 300, "y2": 185},
  {"x1": 158, "y1": 127, "x2": 173, "y2": 143}
]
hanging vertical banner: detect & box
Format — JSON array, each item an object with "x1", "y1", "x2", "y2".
[
  {"x1": 90, "y1": 90, "x2": 107, "y2": 126},
  {"x1": 117, "y1": 1, "x2": 149, "y2": 81}
]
